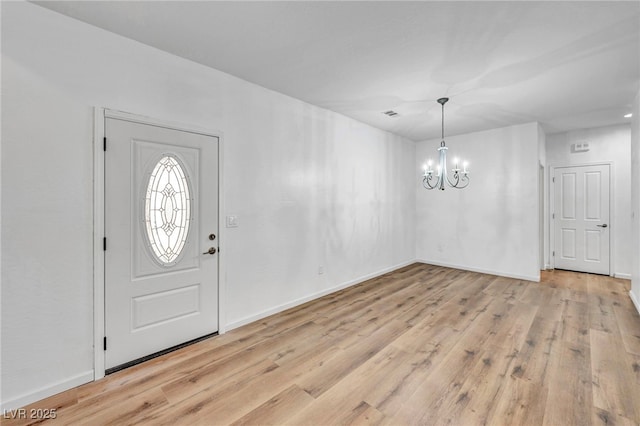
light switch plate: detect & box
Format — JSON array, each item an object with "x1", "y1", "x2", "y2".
[{"x1": 226, "y1": 215, "x2": 238, "y2": 228}]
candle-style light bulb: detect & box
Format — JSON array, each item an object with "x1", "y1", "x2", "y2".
[
  {"x1": 463, "y1": 161, "x2": 469, "y2": 174},
  {"x1": 425, "y1": 159, "x2": 434, "y2": 175},
  {"x1": 453, "y1": 157, "x2": 459, "y2": 170}
]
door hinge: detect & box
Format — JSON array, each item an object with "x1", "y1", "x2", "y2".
[
  {"x1": 553, "y1": 251, "x2": 555, "y2": 257},
  {"x1": 103, "y1": 337, "x2": 107, "y2": 351},
  {"x1": 103, "y1": 137, "x2": 107, "y2": 151},
  {"x1": 103, "y1": 237, "x2": 107, "y2": 251},
  {"x1": 552, "y1": 213, "x2": 555, "y2": 219},
  {"x1": 552, "y1": 177, "x2": 555, "y2": 183}
]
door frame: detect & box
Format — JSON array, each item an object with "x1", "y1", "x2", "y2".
[
  {"x1": 93, "y1": 108, "x2": 226, "y2": 380},
  {"x1": 539, "y1": 162, "x2": 545, "y2": 270},
  {"x1": 549, "y1": 162, "x2": 614, "y2": 276}
]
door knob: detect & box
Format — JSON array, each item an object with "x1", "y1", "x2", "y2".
[
  {"x1": 596, "y1": 224, "x2": 608, "y2": 228},
  {"x1": 203, "y1": 247, "x2": 217, "y2": 255}
]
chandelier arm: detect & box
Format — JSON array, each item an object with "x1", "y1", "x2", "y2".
[
  {"x1": 448, "y1": 173, "x2": 470, "y2": 189},
  {"x1": 456, "y1": 175, "x2": 470, "y2": 189},
  {"x1": 445, "y1": 172, "x2": 459, "y2": 188},
  {"x1": 422, "y1": 174, "x2": 439, "y2": 190},
  {"x1": 447, "y1": 169, "x2": 468, "y2": 188}
]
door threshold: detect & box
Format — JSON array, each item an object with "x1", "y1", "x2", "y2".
[
  {"x1": 106, "y1": 331, "x2": 219, "y2": 375},
  {"x1": 551, "y1": 268, "x2": 610, "y2": 277}
]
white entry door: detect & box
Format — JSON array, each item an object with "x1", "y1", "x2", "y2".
[
  {"x1": 553, "y1": 164, "x2": 610, "y2": 275},
  {"x1": 105, "y1": 117, "x2": 219, "y2": 370}
]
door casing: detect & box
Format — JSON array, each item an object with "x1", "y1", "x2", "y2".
[
  {"x1": 93, "y1": 108, "x2": 226, "y2": 380},
  {"x1": 549, "y1": 162, "x2": 614, "y2": 276}
]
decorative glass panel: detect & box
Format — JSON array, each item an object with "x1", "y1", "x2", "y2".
[{"x1": 144, "y1": 156, "x2": 192, "y2": 265}]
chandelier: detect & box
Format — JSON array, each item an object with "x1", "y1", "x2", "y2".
[{"x1": 422, "y1": 97, "x2": 469, "y2": 190}]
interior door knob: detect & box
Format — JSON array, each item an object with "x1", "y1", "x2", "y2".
[
  {"x1": 203, "y1": 247, "x2": 217, "y2": 255},
  {"x1": 596, "y1": 224, "x2": 608, "y2": 228}
]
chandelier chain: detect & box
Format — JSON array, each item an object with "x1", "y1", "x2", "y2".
[{"x1": 441, "y1": 101, "x2": 445, "y2": 142}]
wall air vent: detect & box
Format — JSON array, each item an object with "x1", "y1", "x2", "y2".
[
  {"x1": 571, "y1": 142, "x2": 590, "y2": 153},
  {"x1": 383, "y1": 110, "x2": 399, "y2": 117}
]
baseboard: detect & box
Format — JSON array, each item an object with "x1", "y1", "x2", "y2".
[
  {"x1": 630, "y1": 290, "x2": 640, "y2": 316},
  {"x1": 614, "y1": 272, "x2": 632, "y2": 280},
  {"x1": 416, "y1": 259, "x2": 540, "y2": 282},
  {"x1": 1, "y1": 370, "x2": 93, "y2": 412},
  {"x1": 225, "y1": 260, "x2": 416, "y2": 331}
]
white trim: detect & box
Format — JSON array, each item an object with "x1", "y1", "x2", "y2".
[
  {"x1": 93, "y1": 108, "x2": 106, "y2": 380},
  {"x1": 539, "y1": 162, "x2": 545, "y2": 271},
  {"x1": 217, "y1": 133, "x2": 227, "y2": 334},
  {"x1": 416, "y1": 259, "x2": 540, "y2": 282},
  {"x1": 104, "y1": 109, "x2": 220, "y2": 138},
  {"x1": 93, "y1": 108, "x2": 224, "y2": 378},
  {"x1": 549, "y1": 162, "x2": 613, "y2": 275},
  {"x1": 225, "y1": 260, "x2": 415, "y2": 331},
  {"x1": 630, "y1": 290, "x2": 640, "y2": 316},
  {"x1": 610, "y1": 161, "x2": 616, "y2": 278},
  {"x1": 1, "y1": 371, "x2": 93, "y2": 412},
  {"x1": 614, "y1": 272, "x2": 632, "y2": 280},
  {"x1": 548, "y1": 165, "x2": 554, "y2": 269},
  {"x1": 549, "y1": 165, "x2": 554, "y2": 269}
]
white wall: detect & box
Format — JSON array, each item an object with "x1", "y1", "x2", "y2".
[
  {"x1": 546, "y1": 125, "x2": 632, "y2": 279},
  {"x1": 538, "y1": 124, "x2": 548, "y2": 269},
  {"x1": 631, "y1": 91, "x2": 640, "y2": 314},
  {"x1": 415, "y1": 122, "x2": 542, "y2": 282},
  {"x1": 1, "y1": 2, "x2": 416, "y2": 409}
]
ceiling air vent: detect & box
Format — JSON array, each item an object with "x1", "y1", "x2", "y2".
[{"x1": 383, "y1": 110, "x2": 399, "y2": 117}]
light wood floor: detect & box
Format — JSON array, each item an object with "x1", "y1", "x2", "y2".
[{"x1": 4, "y1": 264, "x2": 640, "y2": 425}]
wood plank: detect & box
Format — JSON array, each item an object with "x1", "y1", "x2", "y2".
[
  {"x1": 485, "y1": 375, "x2": 548, "y2": 426},
  {"x1": 348, "y1": 403, "x2": 386, "y2": 426},
  {"x1": 389, "y1": 298, "x2": 515, "y2": 424},
  {"x1": 0, "y1": 388, "x2": 78, "y2": 426},
  {"x1": 4, "y1": 264, "x2": 639, "y2": 426},
  {"x1": 557, "y1": 298, "x2": 590, "y2": 347},
  {"x1": 613, "y1": 305, "x2": 640, "y2": 356},
  {"x1": 296, "y1": 319, "x2": 409, "y2": 398},
  {"x1": 451, "y1": 304, "x2": 539, "y2": 423},
  {"x1": 632, "y1": 353, "x2": 640, "y2": 386},
  {"x1": 229, "y1": 385, "x2": 314, "y2": 426},
  {"x1": 287, "y1": 398, "x2": 376, "y2": 426},
  {"x1": 592, "y1": 408, "x2": 638, "y2": 426},
  {"x1": 391, "y1": 344, "x2": 483, "y2": 424},
  {"x1": 284, "y1": 347, "x2": 407, "y2": 425},
  {"x1": 542, "y1": 343, "x2": 593, "y2": 426},
  {"x1": 510, "y1": 316, "x2": 562, "y2": 388},
  {"x1": 147, "y1": 359, "x2": 285, "y2": 425},
  {"x1": 591, "y1": 329, "x2": 640, "y2": 423},
  {"x1": 159, "y1": 321, "x2": 322, "y2": 404},
  {"x1": 590, "y1": 292, "x2": 620, "y2": 335},
  {"x1": 485, "y1": 300, "x2": 538, "y2": 351}
]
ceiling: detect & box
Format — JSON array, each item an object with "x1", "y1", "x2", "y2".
[{"x1": 33, "y1": 1, "x2": 640, "y2": 141}]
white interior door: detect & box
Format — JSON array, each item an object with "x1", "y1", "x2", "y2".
[
  {"x1": 553, "y1": 164, "x2": 610, "y2": 275},
  {"x1": 105, "y1": 117, "x2": 219, "y2": 370}
]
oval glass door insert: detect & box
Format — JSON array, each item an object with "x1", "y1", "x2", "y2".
[{"x1": 144, "y1": 155, "x2": 192, "y2": 265}]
